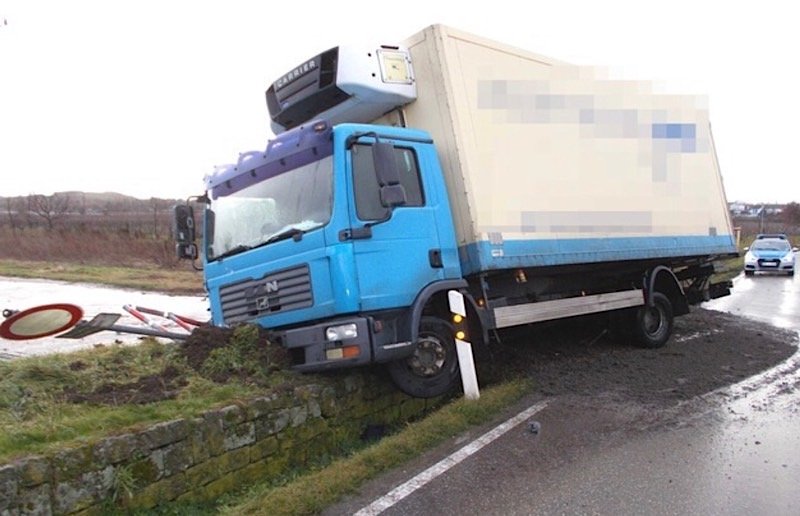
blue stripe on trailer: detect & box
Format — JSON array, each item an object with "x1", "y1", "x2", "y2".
[{"x1": 460, "y1": 235, "x2": 737, "y2": 275}]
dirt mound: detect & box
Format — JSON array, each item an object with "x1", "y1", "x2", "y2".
[
  {"x1": 65, "y1": 366, "x2": 187, "y2": 405},
  {"x1": 178, "y1": 324, "x2": 291, "y2": 385},
  {"x1": 179, "y1": 325, "x2": 235, "y2": 372},
  {"x1": 63, "y1": 324, "x2": 292, "y2": 406}
]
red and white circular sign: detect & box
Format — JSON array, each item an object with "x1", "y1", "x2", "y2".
[{"x1": 0, "y1": 304, "x2": 84, "y2": 340}]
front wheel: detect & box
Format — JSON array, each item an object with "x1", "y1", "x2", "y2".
[
  {"x1": 633, "y1": 292, "x2": 674, "y2": 349},
  {"x1": 387, "y1": 317, "x2": 460, "y2": 398}
]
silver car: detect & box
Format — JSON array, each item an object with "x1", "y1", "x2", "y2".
[{"x1": 743, "y1": 237, "x2": 797, "y2": 276}]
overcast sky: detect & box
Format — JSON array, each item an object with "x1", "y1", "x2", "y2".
[{"x1": 1, "y1": 0, "x2": 797, "y2": 203}]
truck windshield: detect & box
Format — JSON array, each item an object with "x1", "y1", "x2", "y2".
[{"x1": 206, "y1": 156, "x2": 333, "y2": 260}]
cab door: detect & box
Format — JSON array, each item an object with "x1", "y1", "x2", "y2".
[{"x1": 344, "y1": 141, "x2": 446, "y2": 311}]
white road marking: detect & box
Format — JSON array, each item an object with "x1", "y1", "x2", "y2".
[{"x1": 354, "y1": 400, "x2": 549, "y2": 516}]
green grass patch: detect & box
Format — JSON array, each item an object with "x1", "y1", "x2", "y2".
[
  {"x1": 0, "y1": 259, "x2": 203, "y2": 294},
  {"x1": 712, "y1": 255, "x2": 743, "y2": 283},
  {"x1": 0, "y1": 328, "x2": 296, "y2": 462},
  {"x1": 1, "y1": 318, "x2": 532, "y2": 515},
  {"x1": 219, "y1": 379, "x2": 531, "y2": 515}
]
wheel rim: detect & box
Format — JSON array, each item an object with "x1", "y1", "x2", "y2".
[
  {"x1": 642, "y1": 305, "x2": 665, "y2": 336},
  {"x1": 407, "y1": 334, "x2": 447, "y2": 377}
]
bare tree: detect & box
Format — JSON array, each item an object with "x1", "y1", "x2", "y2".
[
  {"x1": 4, "y1": 197, "x2": 19, "y2": 233},
  {"x1": 28, "y1": 193, "x2": 70, "y2": 230},
  {"x1": 150, "y1": 197, "x2": 169, "y2": 238},
  {"x1": 783, "y1": 202, "x2": 800, "y2": 226},
  {"x1": 5, "y1": 197, "x2": 29, "y2": 234}
]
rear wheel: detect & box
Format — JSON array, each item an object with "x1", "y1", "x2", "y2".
[
  {"x1": 387, "y1": 317, "x2": 460, "y2": 398},
  {"x1": 633, "y1": 292, "x2": 673, "y2": 348}
]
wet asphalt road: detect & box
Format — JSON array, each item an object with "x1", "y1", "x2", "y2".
[{"x1": 327, "y1": 271, "x2": 800, "y2": 515}]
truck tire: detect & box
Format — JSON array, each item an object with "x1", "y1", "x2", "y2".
[
  {"x1": 387, "y1": 317, "x2": 460, "y2": 398},
  {"x1": 633, "y1": 292, "x2": 673, "y2": 348}
]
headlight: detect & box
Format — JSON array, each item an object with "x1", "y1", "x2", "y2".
[
  {"x1": 781, "y1": 252, "x2": 795, "y2": 264},
  {"x1": 325, "y1": 323, "x2": 358, "y2": 341},
  {"x1": 744, "y1": 252, "x2": 757, "y2": 265}
]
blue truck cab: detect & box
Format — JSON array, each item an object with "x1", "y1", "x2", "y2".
[{"x1": 194, "y1": 120, "x2": 467, "y2": 396}]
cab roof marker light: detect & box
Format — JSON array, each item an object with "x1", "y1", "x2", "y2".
[{"x1": 205, "y1": 120, "x2": 333, "y2": 198}]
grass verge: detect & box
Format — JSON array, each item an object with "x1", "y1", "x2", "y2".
[
  {"x1": 219, "y1": 379, "x2": 531, "y2": 515},
  {"x1": 0, "y1": 328, "x2": 295, "y2": 462},
  {"x1": 712, "y1": 255, "x2": 743, "y2": 283},
  {"x1": 2, "y1": 320, "x2": 532, "y2": 515},
  {"x1": 0, "y1": 259, "x2": 203, "y2": 294}
]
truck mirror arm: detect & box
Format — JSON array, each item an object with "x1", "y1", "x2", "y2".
[{"x1": 345, "y1": 131, "x2": 378, "y2": 149}]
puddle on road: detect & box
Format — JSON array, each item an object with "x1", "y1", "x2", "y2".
[
  {"x1": 701, "y1": 337, "x2": 800, "y2": 512},
  {"x1": 705, "y1": 272, "x2": 800, "y2": 330},
  {"x1": 1, "y1": 276, "x2": 209, "y2": 358},
  {"x1": 724, "y1": 332, "x2": 800, "y2": 416},
  {"x1": 701, "y1": 271, "x2": 800, "y2": 419}
]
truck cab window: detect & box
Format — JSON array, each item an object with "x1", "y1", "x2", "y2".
[
  {"x1": 352, "y1": 144, "x2": 424, "y2": 221},
  {"x1": 206, "y1": 155, "x2": 333, "y2": 259}
]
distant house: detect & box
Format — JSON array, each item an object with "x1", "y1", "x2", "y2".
[
  {"x1": 728, "y1": 202, "x2": 785, "y2": 218},
  {"x1": 729, "y1": 202, "x2": 748, "y2": 216}
]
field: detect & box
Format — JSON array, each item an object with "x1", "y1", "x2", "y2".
[{"x1": 0, "y1": 192, "x2": 203, "y2": 292}]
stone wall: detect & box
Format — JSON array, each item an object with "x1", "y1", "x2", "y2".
[{"x1": 0, "y1": 372, "x2": 439, "y2": 515}]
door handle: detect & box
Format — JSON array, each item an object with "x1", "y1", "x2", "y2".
[{"x1": 339, "y1": 226, "x2": 373, "y2": 241}]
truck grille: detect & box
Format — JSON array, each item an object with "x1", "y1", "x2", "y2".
[{"x1": 219, "y1": 265, "x2": 312, "y2": 324}]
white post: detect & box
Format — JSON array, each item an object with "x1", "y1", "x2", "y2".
[
  {"x1": 448, "y1": 290, "x2": 480, "y2": 400},
  {"x1": 456, "y1": 339, "x2": 480, "y2": 400}
]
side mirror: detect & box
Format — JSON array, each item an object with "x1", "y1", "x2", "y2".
[
  {"x1": 372, "y1": 142, "x2": 407, "y2": 208},
  {"x1": 173, "y1": 204, "x2": 197, "y2": 260},
  {"x1": 176, "y1": 242, "x2": 198, "y2": 260}
]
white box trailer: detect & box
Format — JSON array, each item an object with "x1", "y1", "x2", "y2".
[{"x1": 374, "y1": 25, "x2": 736, "y2": 275}]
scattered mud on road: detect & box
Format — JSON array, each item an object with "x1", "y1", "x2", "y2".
[{"x1": 487, "y1": 308, "x2": 797, "y2": 406}]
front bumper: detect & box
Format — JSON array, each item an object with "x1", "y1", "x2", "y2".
[
  {"x1": 271, "y1": 312, "x2": 418, "y2": 373},
  {"x1": 272, "y1": 317, "x2": 373, "y2": 372},
  {"x1": 744, "y1": 259, "x2": 794, "y2": 273}
]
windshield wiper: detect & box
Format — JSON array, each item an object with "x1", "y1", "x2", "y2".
[
  {"x1": 214, "y1": 227, "x2": 306, "y2": 261},
  {"x1": 265, "y1": 227, "x2": 305, "y2": 245},
  {"x1": 214, "y1": 243, "x2": 254, "y2": 261}
]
